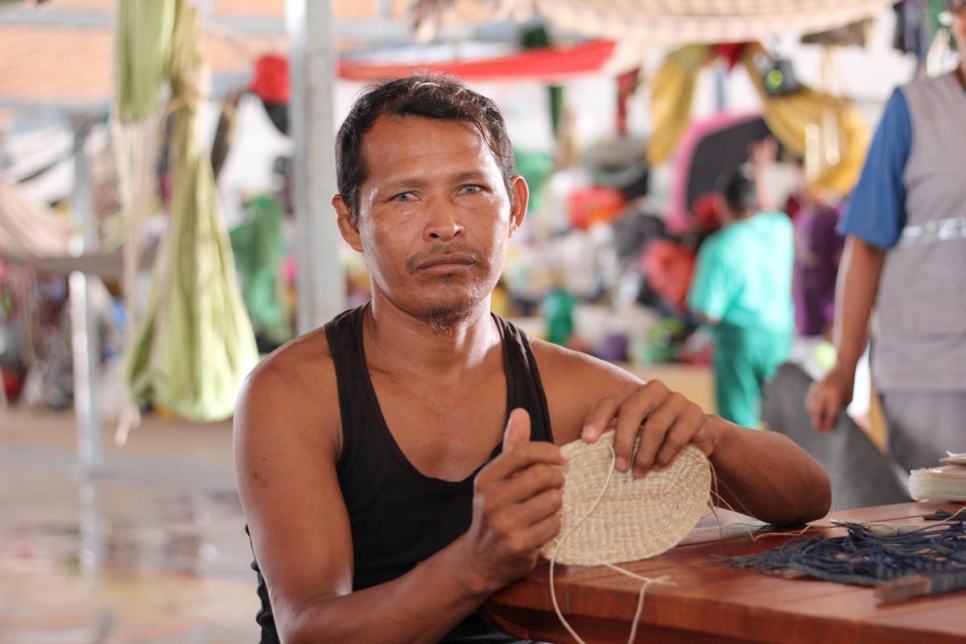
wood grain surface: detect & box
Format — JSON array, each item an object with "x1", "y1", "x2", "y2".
[{"x1": 483, "y1": 502, "x2": 966, "y2": 643}]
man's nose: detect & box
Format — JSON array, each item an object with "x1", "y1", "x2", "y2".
[{"x1": 425, "y1": 196, "x2": 464, "y2": 240}]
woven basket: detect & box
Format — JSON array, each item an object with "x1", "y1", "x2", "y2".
[{"x1": 541, "y1": 431, "x2": 712, "y2": 566}]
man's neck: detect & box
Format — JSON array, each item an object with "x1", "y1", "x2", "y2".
[{"x1": 363, "y1": 300, "x2": 501, "y2": 379}]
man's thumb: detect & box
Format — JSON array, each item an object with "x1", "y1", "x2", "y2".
[{"x1": 502, "y1": 408, "x2": 531, "y2": 452}]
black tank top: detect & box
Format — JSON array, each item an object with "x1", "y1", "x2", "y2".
[{"x1": 251, "y1": 304, "x2": 554, "y2": 643}]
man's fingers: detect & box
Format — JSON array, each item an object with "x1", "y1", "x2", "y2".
[
  {"x1": 630, "y1": 392, "x2": 699, "y2": 476},
  {"x1": 582, "y1": 381, "x2": 698, "y2": 474},
  {"x1": 514, "y1": 503, "x2": 562, "y2": 548},
  {"x1": 611, "y1": 382, "x2": 674, "y2": 473},
  {"x1": 634, "y1": 392, "x2": 691, "y2": 477},
  {"x1": 815, "y1": 402, "x2": 837, "y2": 432},
  {"x1": 482, "y1": 503, "x2": 562, "y2": 565},
  {"x1": 805, "y1": 387, "x2": 822, "y2": 421},
  {"x1": 482, "y1": 416, "x2": 566, "y2": 488},
  {"x1": 470, "y1": 453, "x2": 565, "y2": 565},
  {"x1": 502, "y1": 407, "x2": 532, "y2": 452},
  {"x1": 581, "y1": 383, "x2": 638, "y2": 442},
  {"x1": 478, "y1": 452, "x2": 565, "y2": 505},
  {"x1": 504, "y1": 483, "x2": 564, "y2": 531},
  {"x1": 806, "y1": 385, "x2": 838, "y2": 432}
]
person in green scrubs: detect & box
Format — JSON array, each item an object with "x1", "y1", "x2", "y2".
[{"x1": 687, "y1": 168, "x2": 794, "y2": 428}]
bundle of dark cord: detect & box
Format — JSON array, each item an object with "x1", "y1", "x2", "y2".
[{"x1": 713, "y1": 519, "x2": 966, "y2": 602}]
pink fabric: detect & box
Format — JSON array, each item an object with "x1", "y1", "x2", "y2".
[{"x1": 667, "y1": 112, "x2": 760, "y2": 234}]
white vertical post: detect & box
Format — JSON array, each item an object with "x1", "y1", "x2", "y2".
[
  {"x1": 68, "y1": 116, "x2": 103, "y2": 476},
  {"x1": 78, "y1": 479, "x2": 105, "y2": 577},
  {"x1": 286, "y1": 0, "x2": 346, "y2": 334},
  {"x1": 714, "y1": 60, "x2": 728, "y2": 112}
]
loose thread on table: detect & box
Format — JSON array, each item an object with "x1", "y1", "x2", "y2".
[
  {"x1": 705, "y1": 462, "x2": 813, "y2": 543},
  {"x1": 938, "y1": 506, "x2": 966, "y2": 522}
]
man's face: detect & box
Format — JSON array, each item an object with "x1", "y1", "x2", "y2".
[{"x1": 335, "y1": 115, "x2": 527, "y2": 327}]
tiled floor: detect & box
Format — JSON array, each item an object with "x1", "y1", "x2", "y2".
[{"x1": 0, "y1": 405, "x2": 262, "y2": 643}]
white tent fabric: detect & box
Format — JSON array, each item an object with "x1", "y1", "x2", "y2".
[
  {"x1": 533, "y1": 0, "x2": 891, "y2": 45},
  {"x1": 0, "y1": 172, "x2": 72, "y2": 258}
]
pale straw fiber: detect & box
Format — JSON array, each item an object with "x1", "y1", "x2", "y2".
[{"x1": 541, "y1": 430, "x2": 712, "y2": 565}]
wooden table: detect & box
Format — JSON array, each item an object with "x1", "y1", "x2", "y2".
[{"x1": 482, "y1": 501, "x2": 966, "y2": 643}]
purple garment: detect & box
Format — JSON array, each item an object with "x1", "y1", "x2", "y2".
[{"x1": 792, "y1": 204, "x2": 845, "y2": 337}]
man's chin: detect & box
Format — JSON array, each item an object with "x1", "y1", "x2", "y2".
[
  {"x1": 421, "y1": 303, "x2": 475, "y2": 332},
  {"x1": 416, "y1": 294, "x2": 489, "y2": 333}
]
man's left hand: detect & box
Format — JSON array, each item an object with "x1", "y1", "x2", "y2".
[{"x1": 580, "y1": 380, "x2": 715, "y2": 478}]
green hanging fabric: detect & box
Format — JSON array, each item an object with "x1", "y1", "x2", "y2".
[
  {"x1": 115, "y1": 0, "x2": 176, "y2": 123},
  {"x1": 120, "y1": 0, "x2": 258, "y2": 421},
  {"x1": 229, "y1": 194, "x2": 293, "y2": 351}
]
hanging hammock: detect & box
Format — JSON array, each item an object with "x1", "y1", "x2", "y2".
[
  {"x1": 0, "y1": 172, "x2": 73, "y2": 258},
  {"x1": 116, "y1": 0, "x2": 258, "y2": 424}
]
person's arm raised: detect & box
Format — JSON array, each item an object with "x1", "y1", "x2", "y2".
[{"x1": 235, "y1": 353, "x2": 565, "y2": 644}]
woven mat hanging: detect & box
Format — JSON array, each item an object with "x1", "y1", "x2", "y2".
[
  {"x1": 532, "y1": 0, "x2": 889, "y2": 47},
  {"x1": 542, "y1": 431, "x2": 712, "y2": 565}
]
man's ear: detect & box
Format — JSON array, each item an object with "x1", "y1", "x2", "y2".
[
  {"x1": 508, "y1": 175, "x2": 529, "y2": 237},
  {"x1": 333, "y1": 195, "x2": 363, "y2": 252}
]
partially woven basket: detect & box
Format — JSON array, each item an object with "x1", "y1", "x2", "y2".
[{"x1": 541, "y1": 431, "x2": 712, "y2": 566}]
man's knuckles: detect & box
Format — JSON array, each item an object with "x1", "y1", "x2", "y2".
[{"x1": 504, "y1": 463, "x2": 564, "y2": 497}]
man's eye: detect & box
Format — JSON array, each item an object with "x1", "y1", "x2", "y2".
[
  {"x1": 460, "y1": 185, "x2": 484, "y2": 195},
  {"x1": 393, "y1": 192, "x2": 415, "y2": 202}
]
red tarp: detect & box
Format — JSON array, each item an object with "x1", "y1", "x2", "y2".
[{"x1": 337, "y1": 40, "x2": 617, "y2": 83}]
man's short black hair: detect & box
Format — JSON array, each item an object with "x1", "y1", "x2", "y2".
[
  {"x1": 335, "y1": 73, "x2": 516, "y2": 221},
  {"x1": 717, "y1": 168, "x2": 758, "y2": 216}
]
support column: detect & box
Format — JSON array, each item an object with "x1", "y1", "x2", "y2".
[
  {"x1": 286, "y1": 0, "x2": 346, "y2": 334},
  {"x1": 68, "y1": 115, "x2": 103, "y2": 476}
]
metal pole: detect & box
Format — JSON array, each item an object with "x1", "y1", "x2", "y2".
[
  {"x1": 714, "y1": 60, "x2": 728, "y2": 112},
  {"x1": 68, "y1": 115, "x2": 103, "y2": 476},
  {"x1": 78, "y1": 479, "x2": 105, "y2": 578},
  {"x1": 286, "y1": 0, "x2": 346, "y2": 334}
]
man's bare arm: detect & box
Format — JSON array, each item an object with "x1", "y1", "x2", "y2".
[
  {"x1": 581, "y1": 381, "x2": 831, "y2": 526},
  {"x1": 535, "y1": 341, "x2": 831, "y2": 528},
  {"x1": 698, "y1": 415, "x2": 831, "y2": 525}
]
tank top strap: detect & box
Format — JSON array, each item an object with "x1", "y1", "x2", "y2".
[
  {"x1": 494, "y1": 314, "x2": 554, "y2": 445},
  {"x1": 323, "y1": 304, "x2": 374, "y2": 470}
]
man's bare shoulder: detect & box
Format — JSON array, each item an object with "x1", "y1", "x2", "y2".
[
  {"x1": 247, "y1": 327, "x2": 334, "y2": 393},
  {"x1": 526, "y1": 335, "x2": 642, "y2": 444},
  {"x1": 527, "y1": 335, "x2": 639, "y2": 388},
  {"x1": 235, "y1": 327, "x2": 341, "y2": 451}
]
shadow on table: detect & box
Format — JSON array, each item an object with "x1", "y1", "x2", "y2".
[{"x1": 762, "y1": 362, "x2": 911, "y2": 511}]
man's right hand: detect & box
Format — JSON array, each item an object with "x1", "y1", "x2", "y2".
[
  {"x1": 806, "y1": 367, "x2": 855, "y2": 432},
  {"x1": 461, "y1": 408, "x2": 566, "y2": 593}
]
